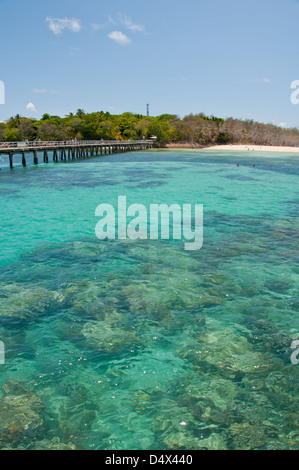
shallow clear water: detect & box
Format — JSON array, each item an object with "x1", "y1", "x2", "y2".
[{"x1": 0, "y1": 149, "x2": 298, "y2": 450}]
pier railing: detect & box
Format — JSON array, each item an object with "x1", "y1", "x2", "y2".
[
  {"x1": 0, "y1": 139, "x2": 154, "y2": 168},
  {"x1": 0, "y1": 139, "x2": 152, "y2": 149}
]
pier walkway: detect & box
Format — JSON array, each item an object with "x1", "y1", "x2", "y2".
[{"x1": 0, "y1": 140, "x2": 154, "y2": 168}]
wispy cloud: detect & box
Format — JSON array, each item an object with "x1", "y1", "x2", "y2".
[
  {"x1": 69, "y1": 46, "x2": 81, "y2": 56},
  {"x1": 33, "y1": 88, "x2": 47, "y2": 94},
  {"x1": 91, "y1": 23, "x2": 106, "y2": 31},
  {"x1": 118, "y1": 13, "x2": 145, "y2": 33},
  {"x1": 91, "y1": 15, "x2": 118, "y2": 31},
  {"x1": 92, "y1": 13, "x2": 146, "y2": 45},
  {"x1": 46, "y1": 17, "x2": 82, "y2": 35},
  {"x1": 33, "y1": 88, "x2": 57, "y2": 95},
  {"x1": 108, "y1": 15, "x2": 117, "y2": 26},
  {"x1": 108, "y1": 31, "x2": 131, "y2": 46},
  {"x1": 250, "y1": 77, "x2": 271, "y2": 83}
]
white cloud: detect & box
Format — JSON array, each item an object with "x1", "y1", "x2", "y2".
[
  {"x1": 92, "y1": 13, "x2": 146, "y2": 39},
  {"x1": 108, "y1": 31, "x2": 131, "y2": 46},
  {"x1": 91, "y1": 23, "x2": 106, "y2": 31},
  {"x1": 26, "y1": 102, "x2": 36, "y2": 112},
  {"x1": 46, "y1": 17, "x2": 82, "y2": 35},
  {"x1": 278, "y1": 122, "x2": 287, "y2": 127},
  {"x1": 108, "y1": 15, "x2": 117, "y2": 26},
  {"x1": 33, "y1": 88, "x2": 47, "y2": 93},
  {"x1": 32, "y1": 88, "x2": 57, "y2": 95},
  {"x1": 118, "y1": 13, "x2": 145, "y2": 33},
  {"x1": 250, "y1": 78, "x2": 271, "y2": 83}
]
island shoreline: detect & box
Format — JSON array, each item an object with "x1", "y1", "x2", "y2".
[{"x1": 164, "y1": 143, "x2": 299, "y2": 153}]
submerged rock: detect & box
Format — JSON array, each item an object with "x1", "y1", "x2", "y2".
[
  {"x1": 264, "y1": 279, "x2": 292, "y2": 293},
  {"x1": 191, "y1": 432, "x2": 228, "y2": 450},
  {"x1": 120, "y1": 278, "x2": 204, "y2": 328},
  {"x1": 33, "y1": 437, "x2": 76, "y2": 450},
  {"x1": 179, "y1": 325, "x2": 272, "y2": 378},
  {"x1": 60, "y1": 278, "x2": 123, "y2": 322},
  {"x1": 0, "y1": 283, "x2": 65, "y2": 320},
  {"x1": 0, "y1": 380, "x2": 45, "y2": 449},
  {"x1": 151, "y1": 395, "x2": 227, "y2": 450},
  {"x1": 226, "y1": 422, "x2": 267, "y2": 450},
  {"x1": 202, "y1": 272, "x2": 225, "y2": 285},
  {"x1": 81, "y1": 320, "x2": 142, "y2": 354},
  {"x1": 132, "y1": 390, "x2": 152, "y2": 413}
]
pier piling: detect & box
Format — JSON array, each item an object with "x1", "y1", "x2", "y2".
[{"x1": 0, "y1": 140, "x2": 154, "y2": 170}]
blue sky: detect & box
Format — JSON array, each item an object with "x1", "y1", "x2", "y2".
[{"x1": 1, "y1": 0, "x2": 299, "y2": 127}]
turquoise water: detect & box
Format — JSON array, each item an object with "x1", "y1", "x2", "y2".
[{"x1": 0, "y1": 149, "x2": 298, "y2": 450}]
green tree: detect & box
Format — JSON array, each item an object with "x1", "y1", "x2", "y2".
[
  {"x1": 76, "y1": 109, "x2": 85, "y2": 119},
  {"x1": 148, "y1": 120, "x2": 171, "y2": 142},
  {"x1": 217, "y1": 132, "x2": 230, "y2": 144},
  {"x1": 18, "y1": 119, "x2": 37, "y2": 140},
  {"x1": 0, "y1": 123, "x2": 6, "y2": 141},
  {"x1": 5, "y1": 128, "x2": 21, "y2": 141}
]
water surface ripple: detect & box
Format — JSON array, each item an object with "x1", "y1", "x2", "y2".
[{"x1": 0, "y1": 150, "x2": 298, "y2": 450}]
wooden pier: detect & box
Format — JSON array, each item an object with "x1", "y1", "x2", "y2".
[{"x1": 0, "y1": 140, "x2": 154, "y2": 169}]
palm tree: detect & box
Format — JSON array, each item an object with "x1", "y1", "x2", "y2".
[{"x1": 76, "y1": 109, "x2": 85, "y2": 118}]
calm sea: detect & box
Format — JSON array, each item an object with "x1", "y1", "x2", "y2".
[{"x1": 0, "y1": 149, "x2": 298, "y2": 450}]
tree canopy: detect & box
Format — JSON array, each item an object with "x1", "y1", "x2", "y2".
[{"x1": 1, "y1": 110, "x2": 299, "y2": 147}]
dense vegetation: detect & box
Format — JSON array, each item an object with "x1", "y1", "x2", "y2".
[{"x1": 1, "y1": 110, "x2": 299, "y2": 147}]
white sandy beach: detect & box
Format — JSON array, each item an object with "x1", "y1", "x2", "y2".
[
  {"x1": 165, "y1": 143, "x2": 299, "y2": 152},
  {"x1": 204, "y1": 144, "x2": 299, "y2": 153}
]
